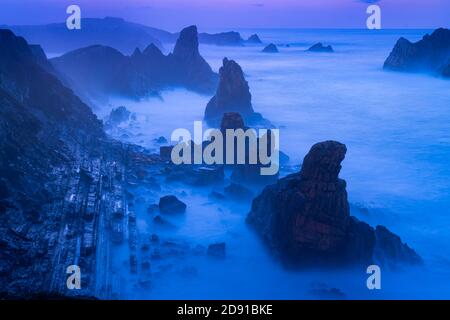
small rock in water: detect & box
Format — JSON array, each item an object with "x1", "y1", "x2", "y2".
[
  {"x1": 151, "y1": 234, "x2": 160, "y2": 243},
  {"x1": 307, "y1": 42, "x2": 334, "y2": 52},
  {"x1": 207, "y1": 242, "x2": 226, "y2": 259},
  {"x1": 247, "y1": 34, "x2": 262, "y2": 44},
  {"x1": 154, "y1": 136, "x2": 168, "y2": 144},
  {"x1": 262, "y1": 43, "x2": 279, "y2": 53},
  {"x1": 308, "y1": 282, "x2": 346, "y2": 300},
  {"x1": 159, "y1": 195, "x2": 187, "y2": 214},
  {"x1": 224, "y1": 183, "x2": 254, "y2": 200}
]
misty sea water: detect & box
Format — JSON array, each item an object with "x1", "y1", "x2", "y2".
[{"x1": 101, "y1": 29, "x2": 450, "y2": 299}]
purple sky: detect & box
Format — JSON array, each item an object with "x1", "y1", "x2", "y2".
[{"x1": 2, "y1": 0, "x2": 449, "y2": 30}]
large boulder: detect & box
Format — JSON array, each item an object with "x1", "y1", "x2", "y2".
[
  {"x1": 158, "y1": 195, "x2": 187, "y2": 214},
  {"x1": 384, "y1": 28, "x2": 450, "y2": 77},
  {"x1": 247, "y1": 141, "x2": 421, "y2": 268}
]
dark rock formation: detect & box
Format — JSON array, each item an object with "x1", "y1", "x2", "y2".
[
  {"x1": 198, "y1": 31, "x2": 243, "y2": 46},
  {"x1": 158, "y1": 195, "x2": 186, "y2": 214},
  {"x1": 160, "y1": 146, "x2": 174, "y2": 161},
  {"x1": 219, "y1": 112, "x2": 278, "y2": 186},
  {"x1": 308, "y1": 282, "x2": 346, "y2": 300},
  {"x1": 384, "y1": 28, "x2": 450, "y2": 77},
  {"x1": 51, "y1": 25, "x2": 218, "y2": 99},
  {"x1": 0, "y1": 28, "x2": 146, "y2": 297},
  {"x1": 204, "y1": 58, "x2": 261, "y2": 125},
  {"x1": 153, "y1": 136, "x2": 168, "y2": 144},
  {"x1": 207, "y1": 242, "x2": 226, "y2": 259},
  {"x1": 106, "y1": 106, "x2": 132, "y2": 126},
  {"x1": 374, "y1": 226, "x2": 422, "y2": 267},
  {"x1": 6, "y1": 17, "x2": 248, "y2": 53},
  {"x1": 170, "y1": 25, "x2": 218, "y2": 92},
  {"x1": 308, "y1": 43, "x2": 333, "y2": 53},
  {"x1": 247, "y1": 141, "x2": 421, "y2": 268},
  {"x1": 247, "y1": 34, "x2": 262, "y2": 44},
  {"x1": 220, "y1": 112, "x2": 245, "y2": 131},
  {"x1": 262, "y1": 43, "x2": 279, "y2": 53},
  {"x1": 442, "y1": 64, "x2": 450, "y2": 78},
  {"x1": 164, "y1": 164, "x2": 224, "y2": 186},
  {"x1": 224, "y1": 183, "x2": 254, "y2": 200}
]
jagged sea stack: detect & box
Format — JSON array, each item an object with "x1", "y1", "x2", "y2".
[
  {"x1": 247, "y1": 141, "x2": 422, "y2": 268},
  {"x1": 171, "y1": 25, "x2": 218, "y2": 92},
  {"x1": 204, "y1": 58, "x2": 257, "y2": 125}
]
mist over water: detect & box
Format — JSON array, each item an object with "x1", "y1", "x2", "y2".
[{"x1": 97, "y1": 29, "x2": 450, "y2": 299}]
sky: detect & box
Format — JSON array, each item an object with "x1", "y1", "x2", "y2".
[{"x1": 1, "y1": 0, "x2": 449, "y2": 31}]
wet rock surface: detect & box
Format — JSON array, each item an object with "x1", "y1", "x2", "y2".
[
  {"x1": 0, "y1": 28, "x2": 158, "y2": 297},
  {"x1": 384, "y1": 28, "x2": 450, "y2": 77},
  {"x1": 247, "y1": 141, "x2": 421, "y2": 268}
]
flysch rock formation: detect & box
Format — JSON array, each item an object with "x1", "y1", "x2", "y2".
[
  {"x1": 0, "y1": 28, "x2": 162, "y2": 298},
  {"x1": 247, "y1": 140, "x2": 422, "y2": 268}
]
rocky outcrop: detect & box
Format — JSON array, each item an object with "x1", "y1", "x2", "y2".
[
  {"x1": 442, "y1": 64, "x2": 450, "y2": 78},
  {"x1": 204, "y1": 58, "x2": 262, "y2": 125},
  {"x1": 170, "y1": 25, "x2": 218, "y2": 92},
  {"x1": 207, "y1": 242, "x2": 226, "y2": 259},
  {"x1": 247, "y1": 34, "x2": 262, "y2": 44},
  {"x1": 308, "y1": 43, "x2": 333, "y2": 53},
  {"x1": 0, "y1": 28, "x2": 138, "y2": 297},
  {"x1": 247, "y1": 141, "x2": 421, "y2": 268},
  {"x1": 220, "y1": 112, "x2": 245, "y2": 131},
  {"x1": 51, "y1": 25, "x2": 218, "y2": 99},
  {"x1": 384, "y1": 28, "x2": 450, "y2": 77},
  {"x1": 159, "y1": 195, "x2": 186, "y2": 214},
  {"x1": 105, "y1": 106, "x2": 133, "y2": 127},
  {"x1": 262, "y1": 43, "x2": 278, "y2": 53},
  {"x1": 198, "y1": 31, "x2": 243, "y2": 46}
]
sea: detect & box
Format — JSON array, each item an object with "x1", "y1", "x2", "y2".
[{"x1": 94, "y1": 29, "x2": 450, "y2": 299}]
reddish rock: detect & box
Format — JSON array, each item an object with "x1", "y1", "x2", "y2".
[{"x1": 247, "y1": 141, "x2": 421, "y2": 268}]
